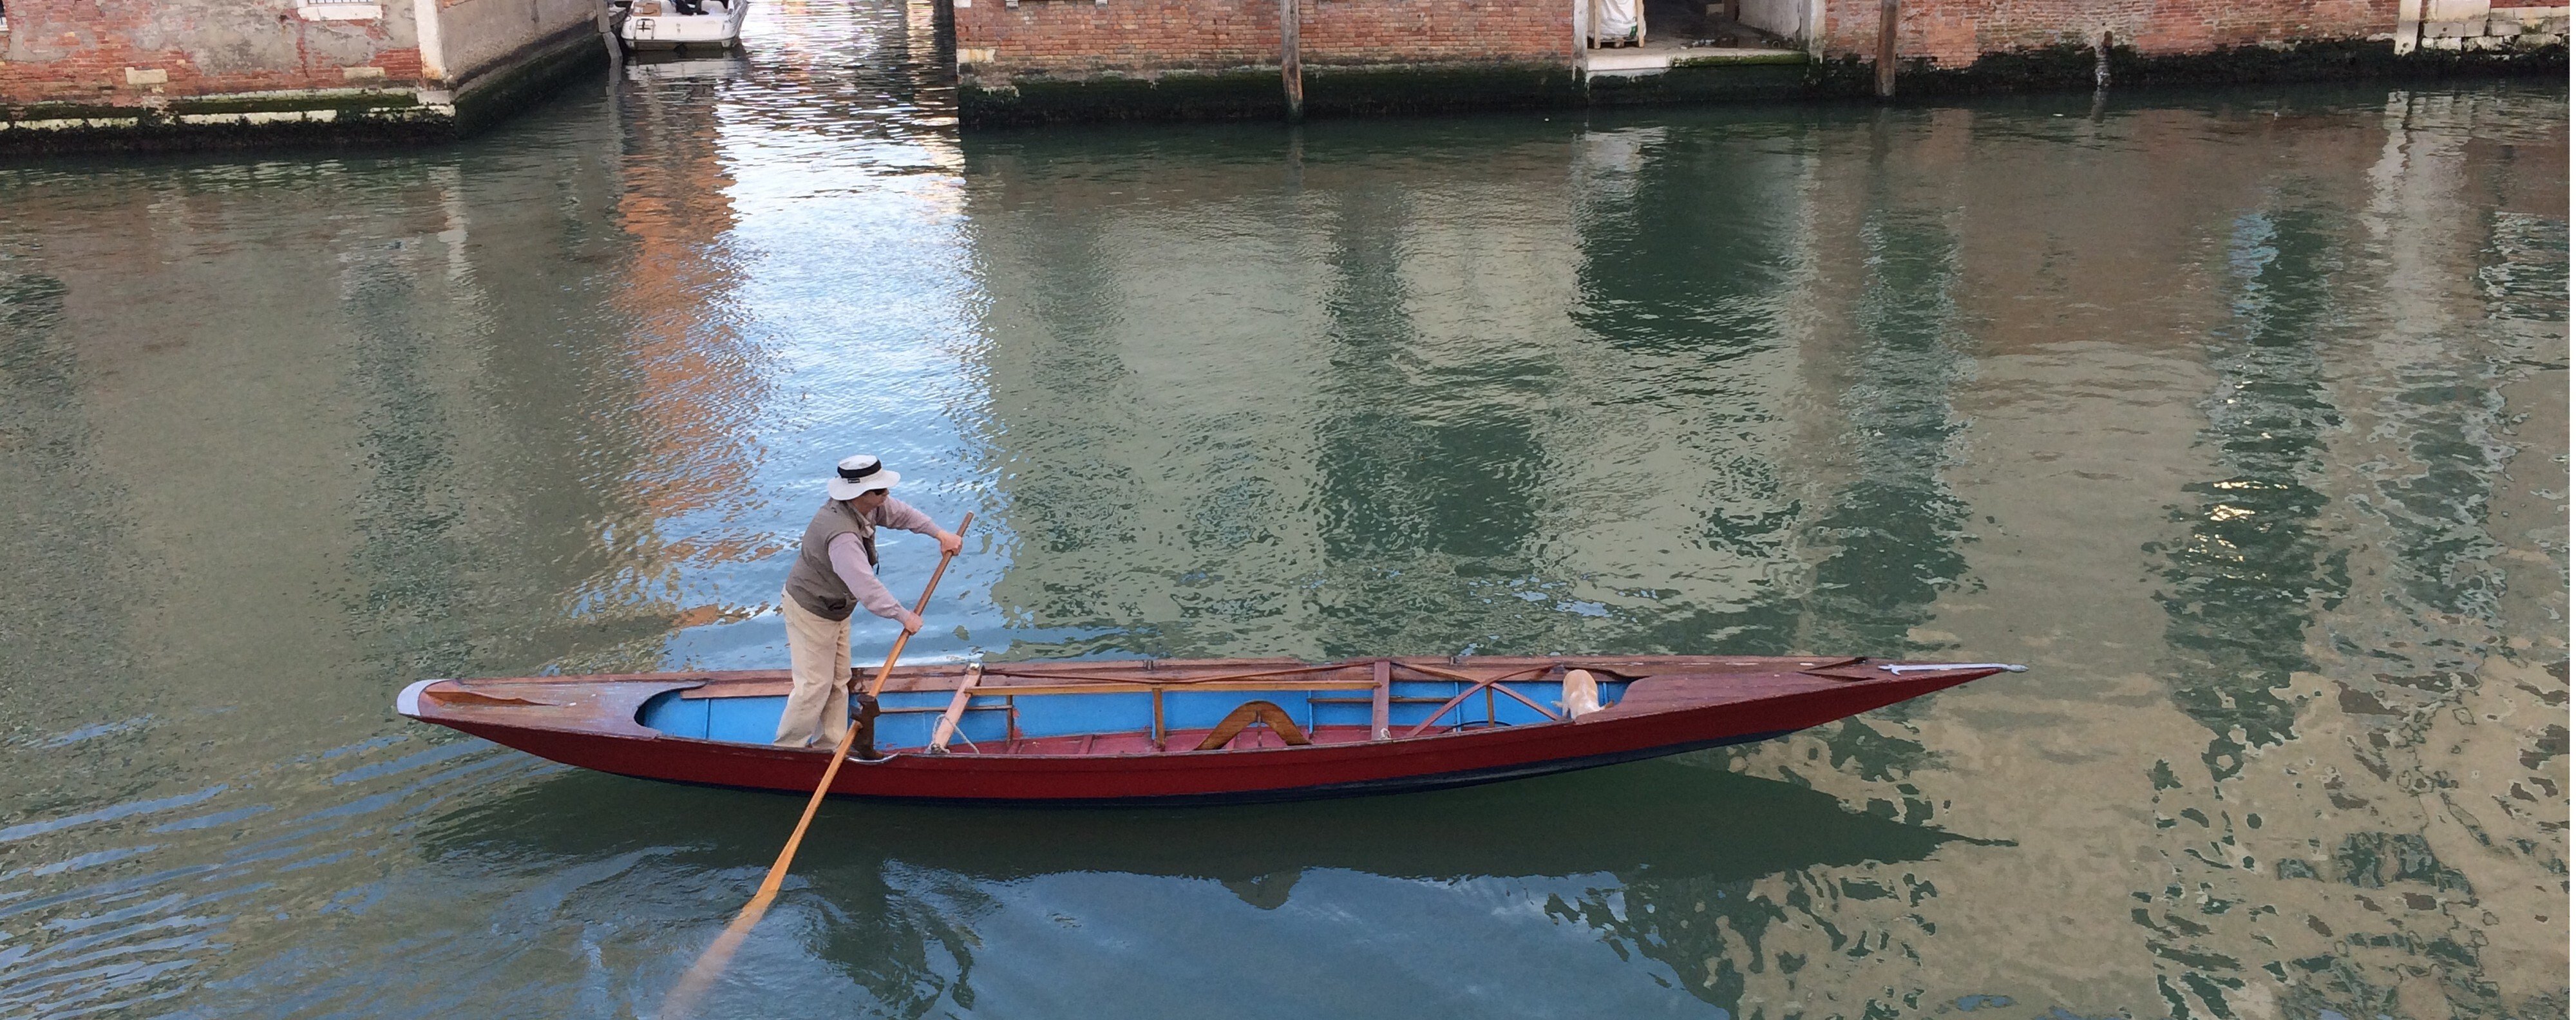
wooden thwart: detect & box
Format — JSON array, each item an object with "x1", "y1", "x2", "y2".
[
  {"x1": 1195, "y1": 700, "x2": 1312, "y2": 751},
  {"x1": 1370, "y1": 658, "x2": 1392, "y2": 741},
  {"x1": 926, "y1": 665, "x2": 980, "y2": 753}
]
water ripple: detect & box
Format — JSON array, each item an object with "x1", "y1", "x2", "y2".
[{"x1": 0, "y1": 24, "x2": 2561, "y2": 1020}]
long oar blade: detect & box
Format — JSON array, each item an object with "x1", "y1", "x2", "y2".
[
  {"x1": 659, "y1": 513, "x2": 972, "y2": 1017},
  {"x1": 658, "y1": 889, "x2": 772, "y2": 1017}
]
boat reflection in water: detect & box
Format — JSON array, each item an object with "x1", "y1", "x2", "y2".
[
  {"x1": 623, "y1": 48, "x2": 754, "y2": 83},
  {"x1": 422, "y1": 757, "x2": 1971, "y2": 1013}
]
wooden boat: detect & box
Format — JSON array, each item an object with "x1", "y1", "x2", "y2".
[{"x1": 394, "y1": 655, "x2": 2020, "y2": 805}]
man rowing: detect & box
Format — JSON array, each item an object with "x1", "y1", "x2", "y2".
[{"x1": 775, "y1": 455, "x2": 965, "y2": 748}]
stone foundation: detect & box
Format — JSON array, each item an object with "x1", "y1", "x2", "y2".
[{"x1": 2407, "y1": 1, "x2": 2570, "y2": 50}]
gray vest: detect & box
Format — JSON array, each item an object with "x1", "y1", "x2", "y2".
[{"x1": 784, "y1": 499, "x2": 878, "y2": 621}]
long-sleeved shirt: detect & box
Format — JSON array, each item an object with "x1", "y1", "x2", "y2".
[{"x1": 828, "y1": 496, "x2": 942, "y2": 620}]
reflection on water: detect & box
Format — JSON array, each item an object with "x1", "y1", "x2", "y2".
[
  {"x1": 0, "y1": 5, "x2": 2563, "y2": 1016},
  {"x1": 2160, "y1": 205, "x2": 2346, "y2": 780},
  {"x1": 413, "y1": 762, "x2": 1959, "y2": 1016}
]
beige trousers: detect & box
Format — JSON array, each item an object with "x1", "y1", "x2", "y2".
[{"x1": 774, "y1": 592, "x2": 855, "y2": 747}]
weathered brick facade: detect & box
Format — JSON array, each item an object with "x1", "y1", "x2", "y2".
[
  {"x1": 955, "y1": 0, "x2": 1571, "y2": 75},
  {"x1": 960, "y1": 0, "x2": 2566, "y2": 79},
  {"x1": 0, "y1": 0, "x2": 600, "y2": 148},
  {"x1": 956, "y1": 0, "x2": 2565, "y2": 124},
  {"x1": 0, "y1": 1, "x2": 426, "y2": 102},
  {"x1": 1812, "y1": 0, "x2": 2396, "y2": 67}
]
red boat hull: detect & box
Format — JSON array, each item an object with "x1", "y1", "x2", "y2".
[{"x1": 398, "y1": 656, "x2": 2007, "y2": 804}]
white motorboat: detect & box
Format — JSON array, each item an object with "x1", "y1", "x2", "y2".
[{"x1": 615, "y1": 0, "x2": 749, "y2": 50}]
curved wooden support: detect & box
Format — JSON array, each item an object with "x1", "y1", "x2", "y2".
[
  {"x1": 1195, "y1": 699, "x2": 1312, "y2": 751},
  {"x1": 1397, "y1": 665, "x2": 1558, "y2": 739}
]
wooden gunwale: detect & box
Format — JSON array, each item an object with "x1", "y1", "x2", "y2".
[
  {"x1": 676, "y1": 676, "x2": 1389, "y2": 699},
  {"x1": 466, "y1": 655, "x2": 1855, "y2": 686},
  {"x1": 937, "y1": 679, "x2": 1385, "y2": 696},
  {"x1": 980, "y1": 662, "x2": 1348, "y2": 685},
  {"x1": 636, "y1": 674, "x2": 1640, "y2": 761},
  {"x1": 621, "y1": 654, "x2": 1872, "y2": 701}
]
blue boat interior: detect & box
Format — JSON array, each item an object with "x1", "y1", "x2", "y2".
[{"x1": 638, "y1": 677, "x2": 1631, "y2": 748}]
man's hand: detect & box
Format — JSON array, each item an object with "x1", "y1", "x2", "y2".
[
  {"x1": 897, "y1": 610, "x2": 923, "y2": 635},
  {"x1": 936, "y1": 529, "x2": 965, "y2": 556}
]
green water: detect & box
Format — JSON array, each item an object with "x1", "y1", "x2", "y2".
[{"x1": 0, "y1": 6, "x2": 2564, "y2": 1017}]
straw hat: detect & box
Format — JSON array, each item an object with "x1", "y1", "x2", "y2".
[{"x1": 826, "y1": 455, "x2": 900, "y2": 500}]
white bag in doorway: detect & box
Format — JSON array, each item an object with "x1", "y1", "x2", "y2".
[{"x1": 1590, "y1": 0, "x2": 1643, "y2": 46}]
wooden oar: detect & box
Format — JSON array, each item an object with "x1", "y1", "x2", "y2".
[{"x1": 661, "y1": 512, "x2": 973, "y2": 1017}]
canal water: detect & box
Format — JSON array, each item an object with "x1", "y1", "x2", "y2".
[{"x1": 1, "y1": 4, "x2": 2564, "y2": 1017}]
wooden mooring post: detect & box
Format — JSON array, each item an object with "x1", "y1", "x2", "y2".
[
  {"x1": 1280, "y1": 0, "x2": 1305, "y2": 120},
  {"x1": 1874, "y1": 0, "x2": 1899, "y2": 98}
]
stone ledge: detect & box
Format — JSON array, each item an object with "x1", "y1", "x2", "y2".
[
  {"x1": 1877, "y1": 36, "x2": 2569, "y2": 94},
  {"x1": 959, "y1": 38, "x2": 2565, "y2": 126},
  {"x1": 1671, "y1": 48, "x2": 1806, "y2": 66},
  {"x1": 961, "y1": 61, "x2": 1584, "y2": 124},
  {"x1": 1583, "y1": 45, "x2": 1804, "y2": 76}
]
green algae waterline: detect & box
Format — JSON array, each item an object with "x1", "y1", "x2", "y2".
[{"x1": 0, "y1": 1, "x2": 2564, "y2": 1015}]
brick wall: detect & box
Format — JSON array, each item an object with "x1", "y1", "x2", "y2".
[
  {"x1": 0, "y1": 0, "x2": 424, "y2": 105},
  {"x1": 963, "y1": 0, "x2": 2566, "y2": 83},
  {"x1": 957, "y1": 0, "x2": 1572, "y2": 76},
  {"x1": 1812, "y1": 0, "x2": 2397, "y2": 67}
]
